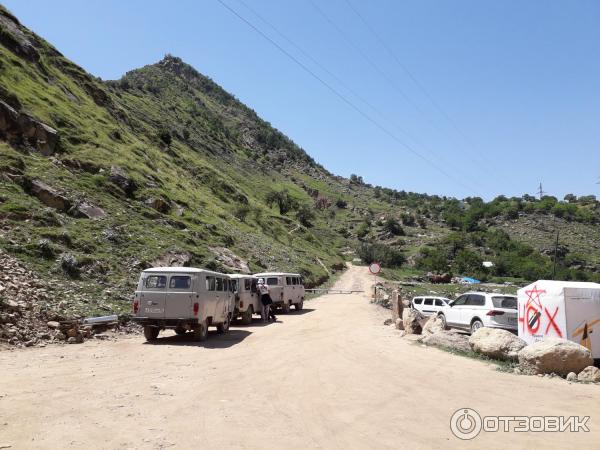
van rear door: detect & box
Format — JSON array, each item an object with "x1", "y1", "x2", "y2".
[
  {"x1": 165, "y1": 274, "x2": 194, "y2": 318},
  {"x1": 141, "y1": 274, "x2": 167, "y2": 318}
]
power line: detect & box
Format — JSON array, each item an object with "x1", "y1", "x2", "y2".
[
  {"x1": 536, "y1": 182, "x2": 546, "y2": 199},
  {"x1": 216, "y1": 0, "x2": 480, "y2": 196},
  {"x1": 313, "y1": 0, "x2": 501, "y2": 184},
  {"x1": 235, "y1": 0, "x2": 477, "y2": 191}
]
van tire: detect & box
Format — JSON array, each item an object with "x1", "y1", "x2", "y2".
[
  {"x1": 193, "y1": 320, "x2": 208, "y2": 341},
  {"x1": 144, "y1": 326, "x2": 159, "y2": 341},
  {"x1": 174, "y1": 326, "x2": 187, "y2": 336},
  {"x1": 438, "y1": 313, "x2": 447, "y2": 330},
  {"x1": 217, "y1": 315, "x2": 231, "y2": 334},
  {"x1": 282, "y1": 302, "x2": 291, "y2": 314},
  {"x1": 470, "y1": 319, "x2": 483, "y2": 335},
  {"x1": 295, "y1": 300, "x2": 303, "y2": 311},
  {"x1": 241, "y1": 306, "x2": 253, "y2": 325}
]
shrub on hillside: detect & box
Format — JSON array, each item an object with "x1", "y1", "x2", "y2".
[{"x1": 356, "y1": 242, "x2": 405, "y2": 268}]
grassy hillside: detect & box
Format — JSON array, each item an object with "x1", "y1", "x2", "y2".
[{"x1": 1, "y1": 5, "x2": 599, "y2": 322}]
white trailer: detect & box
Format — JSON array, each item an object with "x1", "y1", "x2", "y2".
[{"x1": 517, "y1": 280, "x2": 600, "y2": 358}]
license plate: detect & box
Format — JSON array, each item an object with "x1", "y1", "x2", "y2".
[{"x1": 144, "y1": 307, "x2": 164, "y2": 314}]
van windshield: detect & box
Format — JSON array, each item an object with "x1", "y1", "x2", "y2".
[{"x1": 492, "y1": 296, "x2": 517, "y2": 309}]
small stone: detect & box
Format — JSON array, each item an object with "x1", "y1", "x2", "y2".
[
  {"x1": 66, "y1": 328, "x2": 77, "y2": 338},
  {"x1": 566, "y1": 372, "x2": 577, "y2": 382},
  {"x1": 46, "y1": 321, "x2": 60, "y2": 329},
  {"x1": 55, "y1": 332, "x2": 66, "y2": 341},
  {"x1": 383, "y1": 318, "x2": 392, "y2": 326},
  {"x1": 513, "y1": 368, "x2": 522, "y2": 375},
  {"x1": 67, "y1": 337, "x2": 77, "y2": 344}
]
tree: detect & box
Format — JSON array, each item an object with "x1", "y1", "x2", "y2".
[
  {"x1": 265, "y1": 189, "x2": 298, "y2": 215},
  {"x1": 296, "y1": 204, "x2": 315, "y2": 227},
  {"x1": 564, "y1": 193, "x2": 577, "y2": 203},
  {"x1": 383, "y1": 217, "x2": 404, "y2": 236}
]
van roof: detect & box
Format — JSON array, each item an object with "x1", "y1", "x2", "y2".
[
  {"x1": 254, "y1": 272, "x2": 302, "y2": 277},
  {"x1": 143, "y1": 267, "x2": 221, "y2": 274},
  {"x1": 462, "y1": 291, "x2": 517, "y2": 297},
  {"x1": 413, "y1": 296, "x2": 451, "y2": 300},
  {"x1": 228, "y1": 274, "x2": 254, "y2": 279}
]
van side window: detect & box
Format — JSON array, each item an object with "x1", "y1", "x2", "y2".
[
  {"x1": 435, "y1": 299, "x2": 445, "y2": 307},
  {"x1": 244, "y1": 279, "x2": 251, "y2": 291},
  {"x1": 145, "y1": 275, "x2": 167, "y2": 289},
  {"x1": 413, "y1": 298, "x2": 422, "y2": 305},
  {"x1": 466, "y1": 294, "x2": 485, "y2": 306},
  {"x1": 293, "y1": 277, "x2": 298, "y2": 285},
  {"x1": 169, "y1": 276, "x2": 191, "y2": 289},
  {"x1": 267, "y1": 277, "x2": 278, "y2": 286},
  {"x1": 286, "y1": 277, "x2": 292, "y2": 285},
  {"x1": 216, "y1": 277, "x2": 224, "y2": 291},
  {"x1": 206, "y1": 276, "x2": 216, "y2": 291},
  {"x1": 423, "y1": 298, "x2": 433, "y2": 306},
  {"x1": 251, "y1": 279, "x2": 257, "y2": 293},
  {"x1": 230, "y1": 280, "x2": 237, "y2": 292}
]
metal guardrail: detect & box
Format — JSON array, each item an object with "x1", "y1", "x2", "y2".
[{"x1": 305, "y1": 289, "x2": 364, "y2": 294}]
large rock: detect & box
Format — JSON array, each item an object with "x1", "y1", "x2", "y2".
[
  {"x1": 402, "y1": 308, "x2": 425, "y2": 335},
  {"x1": 422, "y1": 315, "x2": 445, "y2": 336},
  {"x1": 209, "y1": 247, "x2": 251, "y2": 274},
  {"x1": 145, "y1": 197, "x2": 170, "y2": 214},
  {"x1": 28, "y1": 180, "x2": 70, "y2": 211},
  {"x1": 421, "y1": 331, "x2": 471, "y2": 353},
  {"x1": 518, "y1": 338, "x2": 593, "y2": 376},
  {"x1": 0, "y1": 100, "x2": 58, "y2": 155},
  {"x1": 577, "y1": 366, "x2": 600, "y2": 383},
  {"x1": 469, "y1": 328, "x2": 527, "y2": 361},
  {"x1": 72, "y1": 202, "x2": 106, "y2": 219},
  {"x1": 109, "y1": 166, "x2": 136, "y2": 196},
  {"x1": 152, "y1": 251, "x2": 192, "y2": 267}
]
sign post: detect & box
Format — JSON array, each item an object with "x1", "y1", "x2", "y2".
[{"x1": 369, "y1": 262, "x2": 381, "y2": 298}]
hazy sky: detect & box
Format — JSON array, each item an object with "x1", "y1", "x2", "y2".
[{"x1": 4, "y1": 0, "x2": 600, "y2": 199}]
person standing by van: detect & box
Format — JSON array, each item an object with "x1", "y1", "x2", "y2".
[{"x1": 257, "y1": 278, "x2": 276, "y2": 322}]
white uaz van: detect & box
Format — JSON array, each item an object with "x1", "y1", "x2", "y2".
[
  {"x1": 229, "y1": 274, "x2": 260, "y2": 324},
  {"x1": 254, "y1": 272, "x2": 305, "y2": 313},
  {"x1": 132, "y1": 267, "x2": 235, "y2": 341}
]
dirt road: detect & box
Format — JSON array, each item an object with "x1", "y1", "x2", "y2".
[{"x1": 1, "y1": 265, "x2": 599, "y2": 449}]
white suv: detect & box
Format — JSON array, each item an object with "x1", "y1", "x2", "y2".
[
  {"x1": 411, "y1": 296, "x2": 451, "y2": 317},
  {"x1": 438, "y1": 292, "x2": 518, "y2": 335}
]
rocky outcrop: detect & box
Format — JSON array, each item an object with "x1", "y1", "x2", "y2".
[
  {"x1": 420, "y1": 331, "x2": 471, "y2": 353},
  {"x1": 27, "y1": 180, "x2": 70, "y2": 211},
  {"x1": 145, "y1": 197, "x2": 170, "y2": 214},
  {"x1": 109, "y1": 165, "x2": 136, "y2": 196},
  {"x1": 0, "y1": 101, "x2": 59, "y2": 155},
  {"x1": 152, "y1": 251, "x2": 192, "y2": 267},
  {"x1": 72, "y1": 202, "x2": 106, "y2": 219},
  {"x1": 402, "y1": 308, "x2": 425, "y2": 335},
  {"x1": 518, "y1": 338, "x2": 593, "y2": 376},
  {"x1": 577, "y1": 366, "x2": 600, "y2": 383},
  {"x1": 469, "y1": 328, "x2": 527, "y2": 361},
  {"x1": 209, "y1": 247, "x2": 251, "y2": 274},
  {"x1": 422, "y1": 315, "x2": 445, "y2": 336}
]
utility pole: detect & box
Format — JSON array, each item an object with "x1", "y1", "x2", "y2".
[{"x1": 537, "y1": 182, "x2": 546, "y2": 200}]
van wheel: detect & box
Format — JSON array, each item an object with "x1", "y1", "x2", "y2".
[
  {"x1": 217, "y1": 315, "x2": 231, "y2": 333},
  {"x1": 144, "y1": 326, "x2": 159, "y2": 341},
  {"x1": 174, "y1": 327, "x2": 187, "y2": 336},
  {"x1": 295, "y1": 300, "x2": 303, "y2": 311},
  {"x1": 470, "y1": 319, "x2": 483, "y2": 335},
  {"x1": 282, "y1": 302, "x2": 291, "y2": 314},
  {"x1": 241, "y1": 306, "x2": 253, "y2": 325},
  {"x1": 193, "y1": 320, "x2": 208, "y2": 341}
]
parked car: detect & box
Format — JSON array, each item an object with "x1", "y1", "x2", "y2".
[
  {"x1": 438, "y1": 292, "x2": 518, "y2": 334},
  {"x1": 132, "y1": 267, "x2": 235, "y2": 341},
  {"x1": 229, "y1": 274, "x2": 260, "y2": 324},
  {"x1": 254, "y1": 272, "x2": 305, "y2": 312},
  {"x1": 411, "y1": 296, "x2": 452, "y2": 317}
]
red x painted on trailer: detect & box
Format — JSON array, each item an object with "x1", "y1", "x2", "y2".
[{"x1": 544, "y1": 307, "x2": 562, "y2": 337}]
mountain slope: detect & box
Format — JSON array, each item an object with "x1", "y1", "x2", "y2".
[{"x1": 1, "y1": 5, "x2": 599, "y2": 326}]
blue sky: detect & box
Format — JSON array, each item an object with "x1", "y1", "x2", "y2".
[{"x1": 4, "y1": 0, "x2": 600, "y2": 199}]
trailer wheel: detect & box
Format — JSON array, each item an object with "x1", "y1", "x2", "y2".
[
  {"x1": 144, "y1": 326, "x2": 159, "y2": 341},
  {"x1": 282, "y1": 302, "x2": 291, "y2": 314},
  {"x1": 217, "y1": 315, "x2": 231, "y2": 333},
  {"x1": 174, "y1": 326, "x2": 187, "y2": 336},
  {"x1": 241, "y1": 306, "x2": 253, "y2": 325},
  {"x1": 193, "y1": 320, "x2": 208, "y2": 341},
  {"x1": 295, "y1": 300, "x2": 303, "y2": 311}
]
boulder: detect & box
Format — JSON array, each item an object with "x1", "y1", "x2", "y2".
[
  {"x1": 109, "y1": 166, "x2": 136, "y2": 196},
  {"x1": 73, "y1": 202, "x2": 106, "y2": 219},
  {"x1": 209, "y1": 247, "x2": 251, "y2": 274},
  {"x1": 0, "y1": 100, "x2": 58, "y2": 155},
  {"x1": 394, "y1": 318, "x2": 404, "y2": 330},
  {"x1": 145, "y1": 197, "x2": 170, "y2": 214},
  {"x1": 46, "y1": 321, "x2": 60, "y2": 329},
  {"x1": 577, "y1": 366, "x2": 600, "y2": 383},
  {"x1": 518, "y1": 338, "x2": 593, "y2": 376},
  {"x1": 469, "y1": 328, "x2": 527, "y2": 361},
  {"x1": 28, "y1": 180, "x2": 70, "y2": 211},
  {"x1": 421, "y1": 331, "x2": 471, "y2": 353},
  {"x1": 152, "y1": 251, "x2": 192, "y2": 268},
  {"x1": 422, "y1": 315, "x2": 445, "y2": 336},
  {"x1": 402, "y1": 308, "x2": 425, "y2": 334}
]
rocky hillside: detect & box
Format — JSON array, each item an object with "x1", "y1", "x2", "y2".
[{"x1": 1, "y1": 4, "x2": 599, "y2": 333}]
